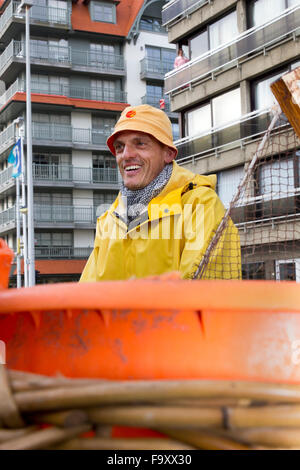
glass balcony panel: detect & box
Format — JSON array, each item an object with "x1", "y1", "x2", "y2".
[
  {"x1": 0, "y1": 206, "x2": 15, "y2": 226},
  {"x1": 74, "y1": 206, "x2": 94, "y2": 223},
  {"x1": 33, "y1": 164, "x2": 72, "y2": 181},
  {"x1": 0, "y1": 165, "x2": 13, "y2": 186},
  {"x1": 92, "y1": 167, "x2": 118, "y2": 183},
  {"x1": 176, "y1": 109, "x2": 284, "y2": 161},
  {"x1": 162, "y1": 0, "x2": 207, "y2": 26},
  {"x1": 165, "y1": 6, "x2": 300, "y2": 93},
  {"x1": 72, "y1": 167, "x2": 92, "y2": 183}
]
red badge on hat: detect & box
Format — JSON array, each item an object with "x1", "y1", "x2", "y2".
[{"x1": 126, "y1": 110, "x2": 136, "y2": 118}]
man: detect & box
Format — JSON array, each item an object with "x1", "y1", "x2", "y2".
[{"x1": 80, "y1": 104, "x2": 241, "y2": 282}]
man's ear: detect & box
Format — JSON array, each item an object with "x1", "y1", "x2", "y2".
[{"x1": 163, "y1": 146, "x2": 177, "y2": 164}]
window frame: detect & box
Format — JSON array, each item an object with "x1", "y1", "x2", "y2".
[{"x1": 90, "y1": 1, "x2": 116, "y2": 24}]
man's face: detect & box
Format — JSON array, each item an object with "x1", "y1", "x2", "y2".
[{"x1": 113, "y1": 131, "x2": 175, "y2": 190}]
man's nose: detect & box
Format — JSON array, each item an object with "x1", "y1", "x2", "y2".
[{"x1": 122, "y1": 144, "x2": 135, "y2": 160}]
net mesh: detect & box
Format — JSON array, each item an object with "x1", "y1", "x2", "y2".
[{"x1": 195, "y1": 111, "x2": 300, "y2": 281}]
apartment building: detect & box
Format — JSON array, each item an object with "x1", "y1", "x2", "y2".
[
  {"x1": 163, "y1": 0, "x2": 300, "y2": 281},
  {"x1": 0, "y1": 0, "x2": 179, "y2": 285}
]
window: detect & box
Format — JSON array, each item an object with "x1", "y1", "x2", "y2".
[
  {"x1": 36, "y1": 232, "x2": 72, "y2": 247},
  {"x1": 34, "y1": 192, "x2": 72, "y2": 205},
  {"x1": 145, "y1": 46, "x2": 176, "y2": 74},
  {"x1": 258, "y1": 157, "x2": 296, "y2": 199},
  {"x1": 188, "y1": 10, "x2": 238, "y2": 60},
  {"x1": 93, "y1": 154, "x2": 116, "y2": 169},
  {"x1": 185, "y1": 103, "x2": 211, "y2": 138},
  {"x1": 92, "y1": 116, "x2": 116, "y2": 132},
  {"x1": 242, "y1": 262, "x2": 265, "y2": 279},
  {"x1": 252, "y1": 70, "x2": 287, "y2": 111},
  {"x1": 90, "y1": 43, "x2": 116, "y2": 68},
  {"x1": 217, "y1": 166, "x2": 244, "y2": 208},
  {"x1": 31, "y1": 38, "x2": 69, "y2": 62},
  {"x1": 31, "y1": 74, "x2": 69, "y2": 95},
  {"x1": 248, "y1": 0, "x2": 296, "y2": 28},
  {"x1": 140, "y1": 16, "x2": 165, "y2": 33},
  {"x1": 275, "y1": 259, "x2": 300, "y2": 281},
  {"x1": 184, "y1": 88, "x2": 241, "y2": 138},
  {"x1": 172, "y1": 122, "x2": 180, "y2": 141},
  {"x1": 91, "y1": 1, "x2": 116, "y2": 23},
  {"x1": 146, "y1": 84, "x2": 164, "y2": 107},
  {"x1": 91, "y1": 79, "x2": 118, "y2": 101}
]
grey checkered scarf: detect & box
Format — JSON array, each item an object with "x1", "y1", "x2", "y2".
[{"x1": 120, "y1": 163, "x2": 173, "y2": 224}]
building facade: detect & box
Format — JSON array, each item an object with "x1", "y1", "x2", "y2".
[
  {"x1": 0, "y1": 0, "x2": 178, "y2": 285},
  {"x1": 163, "y1": 0, "x2": 300, "y2": 281}
]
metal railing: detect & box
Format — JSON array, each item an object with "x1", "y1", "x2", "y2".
[
  {"x1": 71, "y1": 49, "x2": 124, "y2": 70},
  {"x1": 31, "y1": 122, "x2": 113, "y2": 146},
  {"x1": 33, "y1": 205, "x2": 96, "y2": 224},
  {"x1": 175, "y1": 108, "x2": 288, "y2": 163},
  {"x1": 0, "y1": 40, "x2": 125, "y2": 75},
  {"x1": 140, "y1": 57, "x2": 175, "y2": 77},
  {"x1": 0, "y1": 1, "x2": 71, "y2": 32},
  {"x1": 141, "y1": 94, "x2": 171, "y2": 113},
  {"x1": 0, "y1": 206, "x2": 15, "y2": 227},
  {"x1": 35, "y1": 246, "x2": 92, "y2": 259},
  {"x1": 0, "y1": 165, "x2": 13, "y2": 187},
  {"x1": 0, "y1": 78, "x2": 127, "y2": 105},
  {"x1": 0, "y1": 123, "x2": 15, "y2": 154},
  {"x1": 162, "y1": 0, "x2": 208, "y2": 26},
  {"x1": 33, "y1": 164, "x2": 118, "y2": 184},
  {"x1": 165, "y1": 5, "x2": 300, "y2": 94}
]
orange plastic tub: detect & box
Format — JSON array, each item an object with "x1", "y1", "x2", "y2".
[{"x1": 0, "y1": 242, "x2": 300, "y2": 383}]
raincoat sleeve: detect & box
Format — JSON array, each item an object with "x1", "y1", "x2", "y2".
[{"x1": 179, "y1": 186, "x2": 241, "y2": 280}]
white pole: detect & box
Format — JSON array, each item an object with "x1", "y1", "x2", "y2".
[
  {"x1": 25, "y1": 2, "x2": 35, "y2": 287},
  {"x1": 20, "y1": 135, "x2": 28, "y2": 288},
  {"x1": 15, "y1": 175, "x2": 21, "y2": 288}
]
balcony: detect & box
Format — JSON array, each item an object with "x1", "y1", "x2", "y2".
[
  {"x1": 35, "y1": 246, "x2": 92, "y2": 259},
  {"x1": 0, "y1": 122, "x2": 15, "y2": 155},
  {"x1": 162, "y1": 0, "x2": 208, "y2": 27},
  {"x1": 165, "y1": 5, "x2": 300, "y2": 95},
  {"x1": 34, "y1": 205, "x2": 97, "y2": 226},
  {"x1": 0, "y1": 1, "x2": 71, "y2": 43},
  {"x1": 0, "y1": 205, "x2": 15, "y2": 233},
  {"x1": 0, "y1": 41, "x2": 125, "y2": 83},
  {"x1": 31, "y1": 122, "x2": 114, "y2": 150},
  {"x1": 0, "y1": 79, "x2": 127, "y2": 116},
  {"x1": 175, "y1": 108, "x2": 288, "y2": 163},
  {"x1": 33, "y1": 164, "x2": 118, "y2": 187},
  {"x1": 141, "y1": 94, "x2": 178, "y2": 119},
  {"x1": 140, "y1": 57, "x2": 174, "y2": 81}
]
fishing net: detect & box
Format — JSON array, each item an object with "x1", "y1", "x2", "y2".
[{"x1": 194, "y1": 110, "x2": 300, "y2": 281}]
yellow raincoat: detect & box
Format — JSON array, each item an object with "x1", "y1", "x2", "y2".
[{"x1": 80, "y1": 162, "x2": 241, "y2": 281}]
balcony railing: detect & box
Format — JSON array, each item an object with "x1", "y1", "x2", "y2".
[
  {"x1": 33, "y1": 205, "x2": 96, "y2": 224},
  {"x1": 0, "y1": 122, "x2": 15, "y2": 154},
  {"x1": 0, "y1": 40, "x2": 125, "y2": 76},
  {"x1": 0, "y1": 165, "x2": 13, "y2": 188},
  {"x1": 33, "y1": 164, "x2": 118, "y2": 185},
  {"x1": 0, "y1": 206, "x2": 15, "y2": 227},
  {"x1": 0, "y1": 78, "x2": 127, "y2": 106},
  {"x1": 71, "y1": 49, "x2": 124, "y2": 70},
  {"x1": 35, "y1": 246, "x2": 92, "y2": 259},
  {"x1": 141, "y1": 94, "x2": 171, "y2": 113},
  {"x1": 175, "y1": 108, "x2": 288, "y2": 163},
  {"x1": 165, "y1": 5, "x2": 300, "y2": 94},
  {"x1": 31, "y1": 122, "x2": 113, "y2": 147},
  {"x1": 162, "y1": 0, "x2": 208, "y2": 27},
  {"x1": 0, "y1": 1, "x2": 71, "y2": 35},
  {"x1": 140, "y1": 57, "x2": 175, "y2": 78}
]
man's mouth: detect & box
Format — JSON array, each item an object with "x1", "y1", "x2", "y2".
[{"x1": 124, "y1": 165, "x2": 142, "y2": 173}]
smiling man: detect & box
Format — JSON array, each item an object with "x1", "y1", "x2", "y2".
[{"x1": 80, "y1": 104, "x2": 241, "y2": 282}]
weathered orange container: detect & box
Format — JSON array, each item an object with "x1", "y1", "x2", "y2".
[{"x1": 1, "y1": 240, "x2": 300, "y2": 384}]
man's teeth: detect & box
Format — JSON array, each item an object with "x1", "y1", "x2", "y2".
[{"x1": 125, "y1": 165, "x2": 141, "y2": 171}]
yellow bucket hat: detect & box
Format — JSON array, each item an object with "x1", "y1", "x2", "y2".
[{"x1": 106, "y1": 104, "x2": 178, "y2": 157}]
